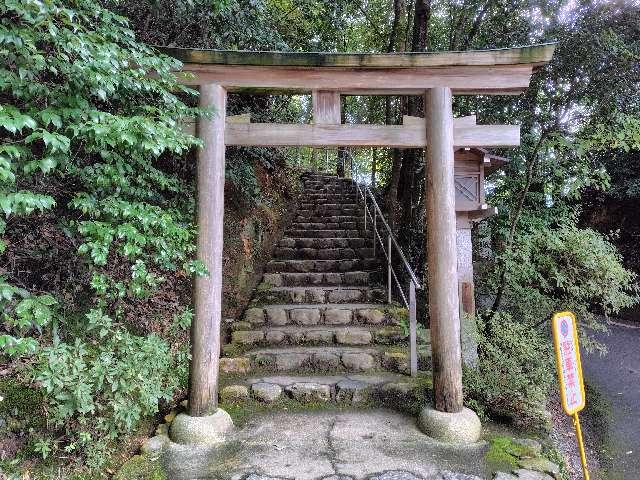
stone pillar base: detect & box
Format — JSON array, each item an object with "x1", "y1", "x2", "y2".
[
  {"x1": 418, "y1": 406, "x2": 481, "y2": 444},
  {"x1": 169, "y1": 409, "x2": 234, "y2": 446}
]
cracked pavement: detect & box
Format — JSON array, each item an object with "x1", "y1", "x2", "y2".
[{"x1": 161, "y1": 409, "x2": 489, "y2": 479}]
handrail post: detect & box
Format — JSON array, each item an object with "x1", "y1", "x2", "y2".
[
  {"x1": 387, "y1": 234, "x2": 392, "y2": 303},
  {"x1": 409, "y1": 280, "x2": 417, "y2": 377},
  {"x1": 373, "y1": 208, "x2": 377, "y2": 256},
  {"x1": 364, "y1": 194, "x2": 368, "y2": 230}
]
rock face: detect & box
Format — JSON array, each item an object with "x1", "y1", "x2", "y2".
[
  {"x1": 493, "y1": 473, "x2": 518, "y2": 480},
  {"x1": 512, "y1": 470, "x2": 554, "y2": 480},
  {"x1": 517, "y1": 458, "x2": 560, "y2": 478},
  {"x1": 335, "y1": 328, "x2": 372, "y2": 345},
  {"x1": 141, "y1": 435, "x2": 168, "y2": 456},
  {"x1": 368, "y1": 472, "x2": 423, "y2": 480},
  {"x1": 219, "y1": 357, "x2": 250, "y2": 374},
  {"x1": 440, "y1": 472, "x2": 483, "y2": 480},
  {"x1": 251, "y1": 382, "x2": 282, "y2": 403},
  {"x1": 220, "y1": 385, "x2": 250, "y2": 402},
  {"x1": 341, "y1": 352, "x2": 375, "y2": 371},
  {"x1": 335, "y1": 379, "x2": 369, "y2": 404}
]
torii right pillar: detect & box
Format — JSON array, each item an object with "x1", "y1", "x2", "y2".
[{"x1": 418, "y1": 87, "x2": 482, "y2": 444}]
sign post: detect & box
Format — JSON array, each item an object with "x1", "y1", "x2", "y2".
[{"x1": 551, "y1": 311, "x2": 590, "y2": 480}]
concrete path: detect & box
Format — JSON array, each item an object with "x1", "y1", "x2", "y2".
[
  {"x1": 582, "y1": 322, "x2": 640, "y2": 477},
  {"x1": 161, "y1": 409, "x2": 489, "y2": 480}
]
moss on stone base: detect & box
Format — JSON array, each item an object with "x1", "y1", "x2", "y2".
[
  {"x1": 114, "y1": 454, "x2": 167, "y2": 480},
  {"x1": 385, "y1": 305, "x2": 409, "y2": 324},
  {"x1": 485, "y1": 436, "x2": 529, "y2": 470}
]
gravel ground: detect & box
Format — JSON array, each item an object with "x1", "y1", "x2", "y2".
[{"x1": 549, "y1": 399, "x2": 600, "y2": 480}]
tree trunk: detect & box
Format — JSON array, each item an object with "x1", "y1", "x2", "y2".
[{"x1": 383, "y1": 0, "x2": 407, "y2": 227}]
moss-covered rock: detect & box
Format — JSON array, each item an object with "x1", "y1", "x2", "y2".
[
  {"x1": 385, "y1": 305, "x2": 408, "y2": 324},
  {"x1": 0, "y1": 378, "x2": 45, "y2": 431},
  {"x1": 485, "y1": 436, "x2": 542, "y2": 472},
  {"x1": 114, "y1": 454, "x2": 167, "y2": 480}
]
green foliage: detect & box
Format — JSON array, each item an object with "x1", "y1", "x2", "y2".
[
  {"x1": 0, "y1": 278, "x2": 57, "y2": 355},
  {"x1": 464, "y1": 311, "x2": 554, "y2": 429},
  {"x1": 33, "y1": 439, "x2": 53, "y2": 460},
  {"x1": 491, "y1": 225, "x2": 637, "y2": 350},
  {"x1": 172, "y1": 307, "x2": 193, "y2": 331},
  {"x1": 114, "y1": 454, "x2": 167, "y2": 480},
  {"x1": 34, "y1": 319, "x2": 176, "y2": 469},
  {"x1": 485, "y1": 436, "x2": 533, "y2": 470},
  {"x1": 1, "y1": 0, "x2": 203, "y2": 469},
  {"x1": 1, "y1": 0, "x2": 202, "y2": 349},
  {"x1": 0, "y1": 378, "x2": 45, "y2": 430},
  {"x1": 226, "y1": 158, "x2": 261, "y2": 201}
]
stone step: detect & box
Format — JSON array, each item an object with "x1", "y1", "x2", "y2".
[
  {"x1": 302, "y1": 181, "x2": 355, "y2": 189},
  {"x1": 301, "y1": 177, "x2": 355, "y2": 186},
  {"x1": 220, "y1": 373, "x2": 422, "y2": 405},
  {"x1": 230, "y1": 325, "x2": 407, "y2": 348},
  {"x1": 253, "y1": 285, "x2": 386, "y2": 305},
  {"x1": 262, "y1": 271, "x2": 375, "y2": 287},
  {"x1": 272, "y1": 246, "x2": 374, "y2": 260},
  {"x1": 292, "y1": 215, "x2": 362, "y2": 224},
  {"x1": 242, "y1": 303, "x2": 402, "y2": 327},
  {"x1": 296, "y1": 208, "x2": 360, "y2": 217},
  {"x1": 302, "y1": 188, "x2": 357, "y2": 196},
  {"x1": 285, "y1": 229, "x2": 361, "y2": 238},
  {"x1": 302, "y1": 177, "x2": 353, "y2": 184},
  {"x1": 299, "y1": 202, "x2": 359, "y2": 210},
  {"x1": 265, "y1": 258, "x2": 380, "y2": 273},
  {"x1": 302, "y1": 194, "x2": 358, "y2": 202},
  {"x1": 278, "y1": 237, "x2": 372, "y2": 249},
  {"x1": 301, "y1": 173, "x2": 347, "y2": 179},
  {"x1": 233, "y1": 345, "x2": 431, "y2": 374},
  {"x1": 289, "y1": 221, "x2": 362, "y2": 231}
]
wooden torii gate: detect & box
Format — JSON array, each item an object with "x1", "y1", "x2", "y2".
[{"x1": 165, "y1": 44, "x2": 555, "y2": 422}]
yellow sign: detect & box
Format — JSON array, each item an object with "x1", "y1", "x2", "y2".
[
  {"x1": 552, "y1": 311, "x2": 585, "y2": 415},
  {"x1": 551, "y1": 311, "x2": 590, "y2": 480}
]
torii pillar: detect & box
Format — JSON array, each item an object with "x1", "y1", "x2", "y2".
[
  {"x1": 418, "y1": 87, "x2": 482, "y2": 443},
  {"x1": 169, "y1": 84, "x2": 234, "y2": 445}
]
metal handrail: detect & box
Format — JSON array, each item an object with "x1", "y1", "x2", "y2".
[{"x1": 346, "y1": 152, "x2": 421, "y2": 377}]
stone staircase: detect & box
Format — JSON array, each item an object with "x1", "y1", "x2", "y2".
[{"x1": 219, "y1": 172, "x2": 431, "y2": 406}]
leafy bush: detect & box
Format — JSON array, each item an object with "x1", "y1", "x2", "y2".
[
  {"x1": 34, "y1": 315, "x2": 176, "y2": 469},
  {"x1": 1, "y1": 0, "x2": 202, "y2": 348},
  {"x1": 0, "y1": 278, "x2": 57, "y2": 355},
  {"x1": 1, "y1": 0, "x2": 204, "y2": 468},
  {"x1": 491, "y1": 225, "x2": 637, "y2": 350},
  {"x1": 464, "y1": 311, "x2": 554, "y2": 429}
]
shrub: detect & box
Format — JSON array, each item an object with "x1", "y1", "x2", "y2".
[
  {"x1": 493, "y1": 225, "x2": 638, "y2": 351},
  {"x1": 34, "y1": 315, "x2": 176, "y2": 469},
  {"x1": 1, "y1": 0, "x2": 203, "y2": 355},
  {"x1": 1, "y1": 0, "x2": 203, "y2": 469},
  {"x1": 464, "y1": 311, "x2": 554, "y2": 429}
]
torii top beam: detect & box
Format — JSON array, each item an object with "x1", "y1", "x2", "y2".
[{"x1": 162, "y1": 43, "x2": 555, "y2": 95}]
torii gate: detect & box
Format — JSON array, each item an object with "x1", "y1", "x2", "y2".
[{"x1": 164, "y1": 44, "x2": 555, "y2": 443}]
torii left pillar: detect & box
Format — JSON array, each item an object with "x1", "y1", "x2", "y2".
[{"x1": 170, "y1": 84, "x2": 234, "y2": 446}]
